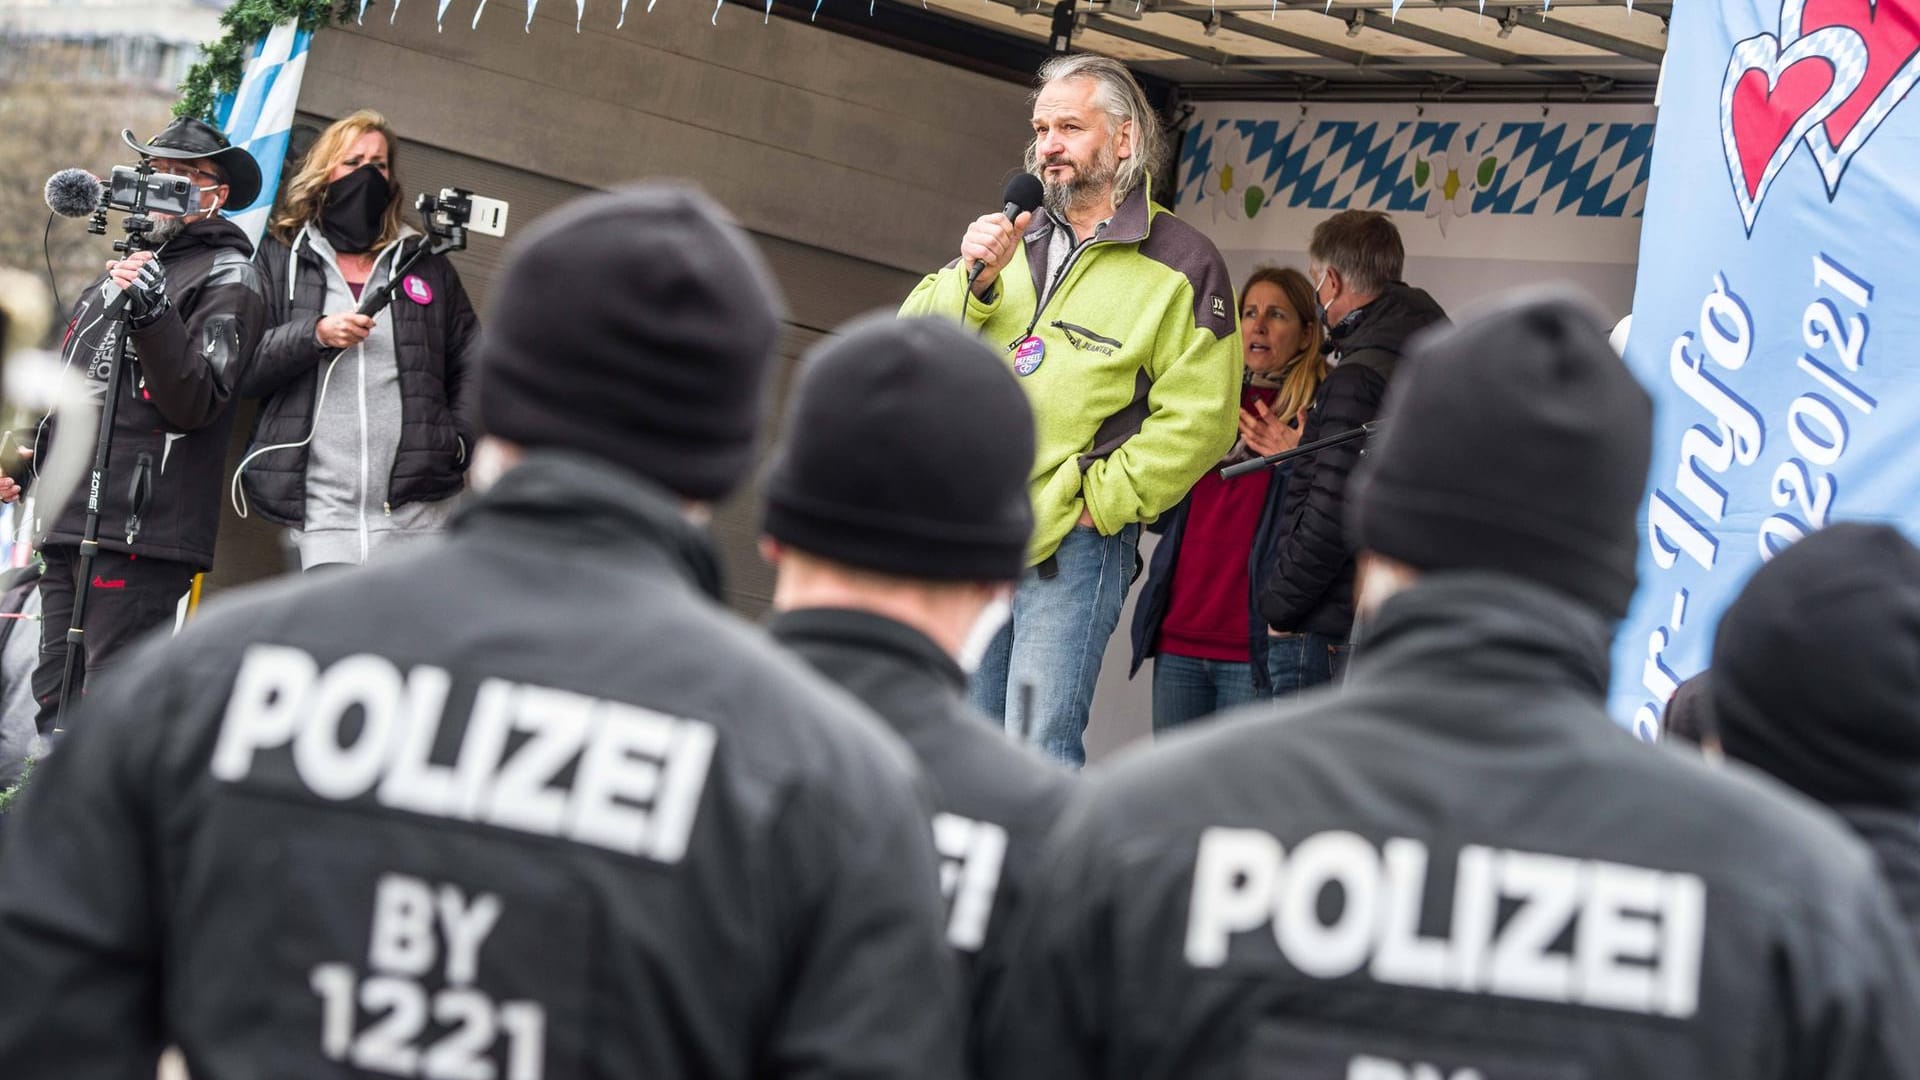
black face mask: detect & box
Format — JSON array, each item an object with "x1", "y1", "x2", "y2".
[{"x1": 320, "y1": 165, "x2": 391, "y2": 254}]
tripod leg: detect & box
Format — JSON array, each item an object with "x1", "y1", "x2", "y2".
[
  {"x1": 52, "y1": 541, "x2": 99, "y2": 732},
  {"x1": 31, "y1": 548, "x2": 78, "y2": 736}
]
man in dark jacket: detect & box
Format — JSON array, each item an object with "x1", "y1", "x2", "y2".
[
  {"x1": 10, "y1": 119, "x2": 268, "y2": 731},
  {"x1": 980, "y1": 290, "x2": 1920, "y2": 1080},
  {"x1": 760, "y1": 314, "x2": 1072, "y2": 1063},
  {"x1": 1710, "y1": 522, "x2": 1920, "y2": 951},
  {"x1": 1259, "y1": 210, "x2": 1444, "y2": 693},
  {"x1": 0, "y1": 186, "x2": 966, "y2": 1080}
]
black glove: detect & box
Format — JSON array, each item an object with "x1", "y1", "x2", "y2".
[{"x1": 123, "y1": 257, "x2": 171, "y2": 328}]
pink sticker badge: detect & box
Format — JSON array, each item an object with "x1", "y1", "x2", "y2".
[
  {"x1": 402, "y1": 274, "x2": 434, "y2": 306},
  {"x1": 1013, "y1": 335, "x2": 1046, "y2": 377}
]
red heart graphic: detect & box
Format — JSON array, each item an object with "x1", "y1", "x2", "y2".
[
  {"x1": 1803, "y1": 0, "x2": 1920, "y2": 146},
  {"x1": 1730, "y1": 57, "x2": 1839, "y2": 198}
]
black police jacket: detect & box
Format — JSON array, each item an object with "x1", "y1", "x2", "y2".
[
  {"x1": 982, "y1": 573, "x2": 1920, "y2": 1079},
  {"x1": 37, "y1": 215, "x2": 267, "y2": 569},
  {"x1": 1838, "y1": 806, "x2": 1920, "y2": 959},
  {"x1": 0, "y1": 450, "x2": 967, "y2": 1080},
  {"x1": 768, "y1": 608, "x2": 1072, "y2": 1065}
]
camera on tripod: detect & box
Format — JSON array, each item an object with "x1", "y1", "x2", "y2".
[
  {"x1": 414, "y1": 188, "x2": 509, "y2": 253},
  {"x1": 103, "y1": 165, "x2": 197, "y2": 219},
  {"x1": 87, "y1": 159, "x2": 201, "y2": 253}
]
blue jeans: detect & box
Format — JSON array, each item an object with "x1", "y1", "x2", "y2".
[
  {"x1": 1263, "y1": 630, "x2": 1350, "y2": 698},
  {"x1": 1151, "y1": 653, "x2": 1258, "y2": 733},
  {"x1": 971, "y1": 523, "x2": 1140, "y2": 768}
]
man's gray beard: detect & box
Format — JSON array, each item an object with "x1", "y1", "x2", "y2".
[
  {"x1": 1040, "y1": 149, "x2": 1119, "y2": 218},
  {"x1": 145, "y1": 215, "x2": 188, "y2": 247}
]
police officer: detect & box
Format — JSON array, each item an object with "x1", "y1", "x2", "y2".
[
  {"x1": 760, "y1": 314, "x2": 1072, "y2": 1061},
  {"x1": 0, "y1": 187, "x2": 966, "y2": 1079},
  {"x1": 1709, "y1": 522, "x2": 1920, "y2": 946},
  {"x1": 980, "y1": 290, "x2": 1920, "y2": 1078}
]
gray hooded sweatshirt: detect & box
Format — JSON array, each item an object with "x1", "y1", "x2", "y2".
[{"x1": 293, "y1": 226, "x2": 459, "y2": 568}]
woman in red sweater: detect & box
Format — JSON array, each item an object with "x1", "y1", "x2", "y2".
[{"x1": 1129, "y1": 267, "x2": 1327, "y2": 731}]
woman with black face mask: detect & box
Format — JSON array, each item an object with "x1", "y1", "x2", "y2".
[{"x1": 236, "y1": 109, "x2": 480, "y2": 570}]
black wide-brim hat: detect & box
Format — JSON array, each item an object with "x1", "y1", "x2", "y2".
[{"x1": 121, "y1": 117, "x2": 262, "y2": 210}]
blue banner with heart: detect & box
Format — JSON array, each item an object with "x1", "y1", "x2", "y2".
[{"x1": 1609, "y1": 0, "x2": 1920, "y2": 736}]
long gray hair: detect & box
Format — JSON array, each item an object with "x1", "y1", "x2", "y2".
[{"x1": 1025, "y1": 54, "x2": 1166, "y2": 207}]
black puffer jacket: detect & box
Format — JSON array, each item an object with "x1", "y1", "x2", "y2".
[
  {"x1": 38, "y1": 216, "x2": 267, "y2": 569},
  {"x1": 1259, "y1": 283, "x2": 1446, "y2": 638},
  {"x1": 238, "y1": 227, "x2": 479, "y2": 526},
  {"x1": 0, "y1": 451, "x2": 967, "y2": 1080}
]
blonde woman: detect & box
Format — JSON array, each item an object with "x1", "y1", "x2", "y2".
[
  {"x1": 237, "y1": 109, "x2": 479, "y2": 570},
  {"x1": 1129, "y1": 266, "x2": 1327, "y2": 730}
]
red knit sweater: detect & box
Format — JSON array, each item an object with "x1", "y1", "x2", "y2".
[{"x1": 1157, "y1": 383, "x2": 1279, "y2": 662}]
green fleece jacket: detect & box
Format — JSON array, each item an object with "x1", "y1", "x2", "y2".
[{"x1": 901, "y1": 183, "x2": 1240, "y2": 566}]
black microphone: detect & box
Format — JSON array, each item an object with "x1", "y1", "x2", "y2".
[
  {"x1": 45, "y1": 169, "x2": 103, "y2": 219},
  {"x1": 967, "y1": 173, "x2": 1046, "y2": 292},
  {"x1": 45, "y1": 169, "x2": 138, "y2": 315}
]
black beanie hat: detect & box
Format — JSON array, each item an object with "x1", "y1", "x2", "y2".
[
  {"x1": 1661, "y1": 671, "x2": 1717, "y2": 748},
  {"x1": 1711, "y1": 523, "x2": 1920, "y2": 812},
  {"x1": 762, "y1": 314, "x2": 1035, "y2": 582},
  {"x1": 478, "y1": 184, "x2": 785, "y2": 500},
  {"x1": 1350, "y1": 288, "x2": 1652, "y2": 618}
]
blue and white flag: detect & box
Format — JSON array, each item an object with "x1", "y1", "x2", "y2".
[
  {"x1": 1610, "y1": 0, "x2": 1920, "y2": 736},
  {"x1": 213, "y1": 23, "x2": 313, "y2": 247}
]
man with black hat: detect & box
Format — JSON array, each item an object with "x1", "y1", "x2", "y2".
[
  {"x1": 760, "y1": 313, "x2": 1073, "y2": 1060},
  {"x1": 1, "y1": 117, "x2": 268, "y2": 732},
  {"x1": 979, "y1": 289, "x2": 1920, "y2": 1079},
  {"x1": 1710, "y1": 522, "x2": 1920, "y2": 948},
  {"x1": 0, "y1": 186, "x2": 966, "y2": 1079}
]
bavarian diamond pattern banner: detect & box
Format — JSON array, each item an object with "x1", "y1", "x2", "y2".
[
  {"x1": 214, "y1": 22, "x2": 313, "y2": 248},
  {"x1": 1178, "y1": 107, "x2": 1655, "y2": 227},
  {"x1": 1610, "y1": 0, "x2": 1920, "y2": 736},
  {"x1": 1174, "y1": 101, "x2": 1656, "y2": 341}
]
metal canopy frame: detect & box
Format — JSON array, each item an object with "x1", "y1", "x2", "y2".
[{"x1": 789, "y1": 0, "x2": 1667, "y2": 104}]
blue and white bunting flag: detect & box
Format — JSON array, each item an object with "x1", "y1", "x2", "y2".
[{"x1": 213, "y1": 23, "x2": 313, "y2": 248}]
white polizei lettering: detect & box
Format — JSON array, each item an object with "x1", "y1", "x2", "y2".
[
  {"x1": 1487, "y1": 850, "x2": 1580, "y2": 1006},
  {"x1": 934, "y1": 814, "x2": 968, "y2": 897},
  {"x1": 1371, "y1": 837, "x2": 1450, "y2": 990},
  {"x1": 933, "y1": 812, "x2": 1009, "y2": 951},
  {"x1": 1349, "y1": 1057, "x2": 1405, "y2": 1080},
  {"x1": 1658, "y1": 871, "x2": 1707, "y2": 1019},
  {"x1": 211, "y1": 645, "x2": 319, "y2": 781},
  {"x1": 481, "y1": 685, "x2": 593, "y2": 837},
  {"x1": 648, "y1": 716, "x2": 716, "y2": 864},
  {"x1": 377, "y1": 664, "x2": 458, "y2": 817},
  {"x1": 435, "y1": 885, "x2": 501, "y2": 988},
  {"x1": 293, "y1": 654, "x2": 406, "y2": 801},
  {"x1": 1178, "y1": 829, "x2": 1707, "y2": 1018},
  {"x1": 1275, "y1": 831, "x2": 1379, "y2": 980},
  {"x1": 370, "y1": 873, "x2": 437, "y2": 977},
  {"x1": 453, "y1": 679, "x2": 518, "y2": 820},
  {"x1": 211, "y1": 647, "x2": 719, "y2": 864},
  {"x1": 1184, "y1": 827, "x2": 1284, "y2": 967},
  {"x1": 1448, "y1": 845, "x2": 1498, "y2": 992},
  {"x1": 1349, "y1": 1062, "x2": 1483, "y2": 1080},
  {"x1": 1575, "y1": 860, "x2": 1662, "y2": 1014},
  {"x1": 567, "y1": 700, "x2": 672, "y2": 858}
]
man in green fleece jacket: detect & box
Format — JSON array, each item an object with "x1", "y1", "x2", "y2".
[{"x1": 901, "y1": 54, "x2": 1240, "y2": 767}]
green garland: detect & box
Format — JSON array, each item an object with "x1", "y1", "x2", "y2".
[
  {"x1": 175, "y1": 0, "x2": 354, "y2": 121},
  {"x1": 0, "y1": 758, "x2": 31, "y2": 815}
]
